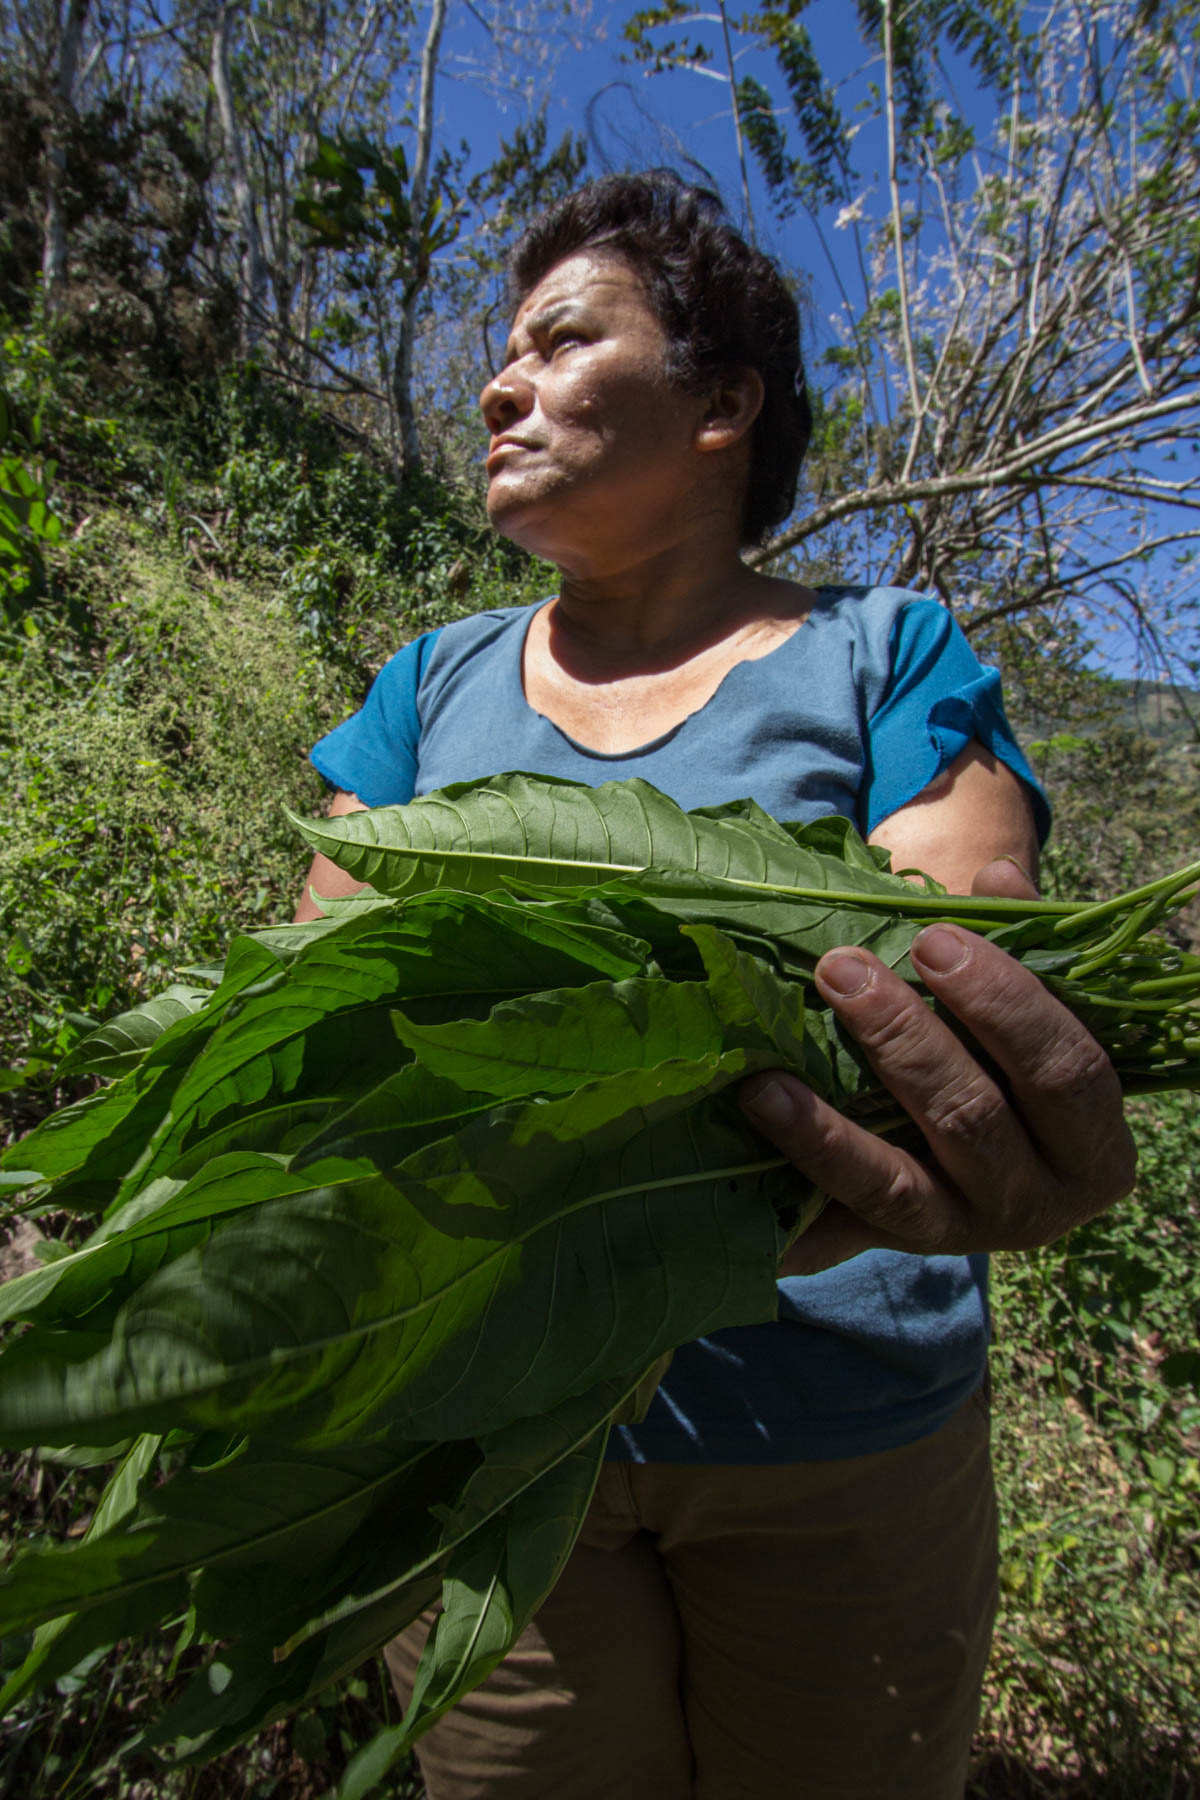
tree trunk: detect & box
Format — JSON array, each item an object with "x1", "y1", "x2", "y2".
[
  {"x1": 392, "y1": 0, "x2": 449, "y2": 482},
  {"x1": 211, "y1": 0, "x2": 269, "y2": 354},
  {"x1": 41, "y1": 0, "x2": 90, "y2": 317}
]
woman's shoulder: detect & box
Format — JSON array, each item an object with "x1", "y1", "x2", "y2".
[
  {"x1": 363, "y1": 602, "x2": 538, "y2": 712},
  {"x1": 803, "y1": 582, "x2": 952, "y2": 681},
  {"x1": 808, "y1": 581, "x2": 943, "y2": 629},
  {"x1": 418, "y1": 600, "x2": 539, "y2": 680}
]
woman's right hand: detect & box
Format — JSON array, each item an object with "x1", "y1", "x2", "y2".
[{"x1": 741, "y1": 858, "x2": 1137, "y2": 1275}]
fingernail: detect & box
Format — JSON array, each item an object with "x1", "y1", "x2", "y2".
[
  {"x1": 913, "y1": 924, "x2": 970, "y2": 974},
  {"x1": 740, "y1": 1075, "x2": 797, "y2": 1129},
  {"x1": 998, "y1": 855, "x2": 1034, "y2": 883},
  {"x1": 816, "y1": 951, "x2": 872, "y2": 997}
]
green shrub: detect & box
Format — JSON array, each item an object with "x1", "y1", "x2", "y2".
[
  {"x1": 981, "y1": 1090, "x2": 1200, "y2": 1792},
  {"x1": 0, "y1": 531, "x2": 356, "y2": 1118}
]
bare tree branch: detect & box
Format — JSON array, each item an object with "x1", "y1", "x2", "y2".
[
  {"x1": 210, "y1": 0, "x2": 269, "y2": 352},
  {"x1": 882, "y1": 0, "x2": 922, "y2": 478}
]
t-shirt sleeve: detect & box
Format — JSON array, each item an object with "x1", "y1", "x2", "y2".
[
  {"x1": 308, "y1": 630, "x2": 441, "y2": 807},
  {"x1": 862, "y1": 600, "x2": 1050, "y2": 842}
]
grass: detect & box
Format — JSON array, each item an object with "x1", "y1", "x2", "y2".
[
  {"x1": 976, "y1": 1377, "x2": 1200, "y2": 1797},
  {"x1": 971, "y1": 1094, "x2": 1200, "y2": 1799}
]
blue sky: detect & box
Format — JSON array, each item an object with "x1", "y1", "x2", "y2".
[
  {"x1": 430, "y1": 4, "x2": 1195, "y2": 685},
  {"x1": 437, "y1": 3, "x2": 880, "y2": 348}
]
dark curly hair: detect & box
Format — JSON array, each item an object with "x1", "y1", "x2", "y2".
[{"x1": 506, "y1": 170, "x2": 810, "y2": 547}]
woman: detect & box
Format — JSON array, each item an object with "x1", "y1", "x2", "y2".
[{"x1": 297, "y1": 173, "x2": 1134, "y2": 1799}]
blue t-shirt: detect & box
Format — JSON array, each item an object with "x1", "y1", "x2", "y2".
[{"x1": 310, "y1": 586, "x2": 1048, "y2": 1463}]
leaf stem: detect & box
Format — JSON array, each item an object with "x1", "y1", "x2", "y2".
[
  {"x1": 1128, "y1": 973, "x2": 1200, "y2": 997},
  {"x1": 1051, "y1": 861, "x2": 1200, "y2": 937},
  {"x1": 1066, "y1": 898, "x2": 1169, "y2": 981},
  {"x1": 639, "y1": 872, "x2": 1078, "y2": 922}
]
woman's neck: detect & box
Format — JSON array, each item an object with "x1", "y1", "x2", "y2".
[{"x1": 552, "y1": 546, "x2": 780, "y2": 672}]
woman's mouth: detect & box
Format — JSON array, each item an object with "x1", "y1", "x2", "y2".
[{"x1": 486, "y1": 438, "x2": 540, "y2": 475}]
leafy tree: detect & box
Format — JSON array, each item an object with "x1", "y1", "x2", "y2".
[
  {"x1": 625, "y1": 0, "x2": 1200, "y2": 675},
  {"x1": 293, "y1": 5, "x2": 588, "y2": 481},
  {"x1": 196, "y1": 0, "x2": 418, "y2": 361},
  {"x1": 0, "y1": 0, "x2": 591, "y2": 485},
  {"x1": 0, "y1": 0, "x2": 91, "y2": 317},
  {"x1": 293, "y1": 0, "x2": 463, "y2": 477}
]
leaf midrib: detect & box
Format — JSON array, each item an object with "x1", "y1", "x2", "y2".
[
  {"x1": 280, "y1": 1377, "x2": 637, "y2": 1651},
  {"x1": 1, "y1": 1443, "x2": 436, "y2": 1629},
  {"x1": 172, "y1": 973, "x2": 634, "y2": 1123},
  {"x1": 123, "y1": 1147, "x2": 787, "y2": 1411},
  {"x1": 340, "y1": 838, "x2": 1081, "y2": 921}
]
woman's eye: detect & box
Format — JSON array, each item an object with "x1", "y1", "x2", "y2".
[{"x1": 549, "y1": 332, "x2": 583, "y2": 354}]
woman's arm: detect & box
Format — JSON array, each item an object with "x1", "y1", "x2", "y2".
[
  {"x1": 293, "y1": 789, "x2": 370, "y2": 923},
  {"x1": 866, "y1": 739, "x2": 1039, "y2": 896},
  {"x1": 741, "y1": 741, "x2": 1136, "y2": 1274}
]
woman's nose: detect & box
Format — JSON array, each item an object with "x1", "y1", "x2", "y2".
[{"x1": 480, "y1": 363, "x2": 533, "y2": 433}]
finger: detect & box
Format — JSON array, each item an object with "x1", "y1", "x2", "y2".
[
  {"x1": 971, "y1": 856, "x2": 1039, "y2": 901},
  {"x1": 908, "y1": 924, "x2": 1137, "y2": 1220},
  {"x1": 809, "y1": 945, "x2": 1043, "y2": 1239},
  {"x1": 740, "y1": 1073, "x2": 971, "y2": 1256}
]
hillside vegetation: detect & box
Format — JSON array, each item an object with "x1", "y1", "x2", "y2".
[{"x1": 1, "y1": 323, "x2": 1198, "y2": 1799}]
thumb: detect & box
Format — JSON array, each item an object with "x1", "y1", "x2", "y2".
[{"x1": 971, "y1": 855, "x2": 1040, "y2": 901}]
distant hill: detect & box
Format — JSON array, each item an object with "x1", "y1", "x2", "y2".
[
  {"x1": 1114, "y1": 678, "x2": 1200, "y2": 745},
  {"x1": 1018, "y1": 676, "x2": 1200, "y2": 749}
]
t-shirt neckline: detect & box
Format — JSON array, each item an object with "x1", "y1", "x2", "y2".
[{"x1": 513, "y1": 591, "x2": 832, "y2": 762}]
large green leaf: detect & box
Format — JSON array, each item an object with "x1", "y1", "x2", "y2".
[
  {"x1": 684, "y1": 924, "x2": 870, "y2": 1111},
  {"x1": 114, "y1": 891, "x2": 653, "y2": 1201},
  {"x1": 391, "y1": 973, "x2": 745, "y2": 1098},
  {"x1": 594, "y1": 870, "x2": 958, "y2": 981},
  {"x1": 0, "y1": 1057, "x2": 790, "y2": 1450},
  {"x1": 1, "y1": 938, "x2": 293, "y2": 1205},
  {"x1": 0, "y1": 1064, "x2": 186, "y2": 1209},
  {"x1": 163, "y1": 1096, "x2": 347, "y2": 1178},
  {"x1": 684, "y1": 924, "x2": 808, "y2": 1060},
  {"x1": 0, "y1": 1063, "x2": 546, "y2": 1333},
  {"x1": 288, "y1": 1063, "x2": 504, "y2": 1173},
  {"x1": 143, "y1": 935, "x2": 293, "y2": 1068},
  {"x1": 288, "y1": 775, "x2": 1085, "y2": 1003},
  {"x1": 275, "y1": 1367, "x2": 645, "y2": 1667},
  {"x1": 284, "y1": 771, "x2": 879, "y2": 897},
  {"x1": 288, "y1": 773, "x2": 1070, "y2": 928},
  {"x1": 139, "y1": 1374, "x2": 647, "y2": 1765},
  {"x1": 0, "y1": 1437, "x2": 454, "y2": 1640},
  {"x1": 406, "y1": 1422, "x2": 605, "y2": 1731},
  {"x1": 0, "y1": 1433, "x2": 162, "y2": 1709},
  {"x1": 387, "y1": 931, "x2": 858, "y2": 1115},
  {"x1": 0, "y1": 1432, "x2": 482, "y2": 1727},
  {"x1": 56, "y1": 986, "x2": 215, "y2": 1080},
  {"x1": 128, "y1": 1004, "x2": 413, "y2": 1198},
  {"x1": 0, "y1": 1155, "x2": 325, "y2": 1329},
  {"x1": 341, "y1": 1422, "x2": 608, "y2": 1796}
]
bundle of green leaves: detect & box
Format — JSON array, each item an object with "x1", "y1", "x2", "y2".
[{"x1": 0, "y1": 774, "x2": 1197, "y2": 1795}]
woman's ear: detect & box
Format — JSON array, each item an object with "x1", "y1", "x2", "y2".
[{"x1": 695, "y1": 367, "x2": 764, "y2": 453}]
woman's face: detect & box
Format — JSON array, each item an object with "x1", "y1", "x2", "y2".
[{"x1": 479, "y1": 250, "x2": 720, "y2": 569}]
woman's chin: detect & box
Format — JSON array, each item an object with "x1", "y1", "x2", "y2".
[{"x1": 485, "y1": 483, "x2": 562, "y2": 558}]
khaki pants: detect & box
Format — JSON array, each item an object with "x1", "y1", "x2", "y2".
[{"x1": 386, "y1": 1391, "x2": 996, "y2": 1800}]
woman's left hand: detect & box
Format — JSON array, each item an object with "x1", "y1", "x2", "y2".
[{"x1": 739, "y1": 858, "x2": 1138, "y2": 1277}]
